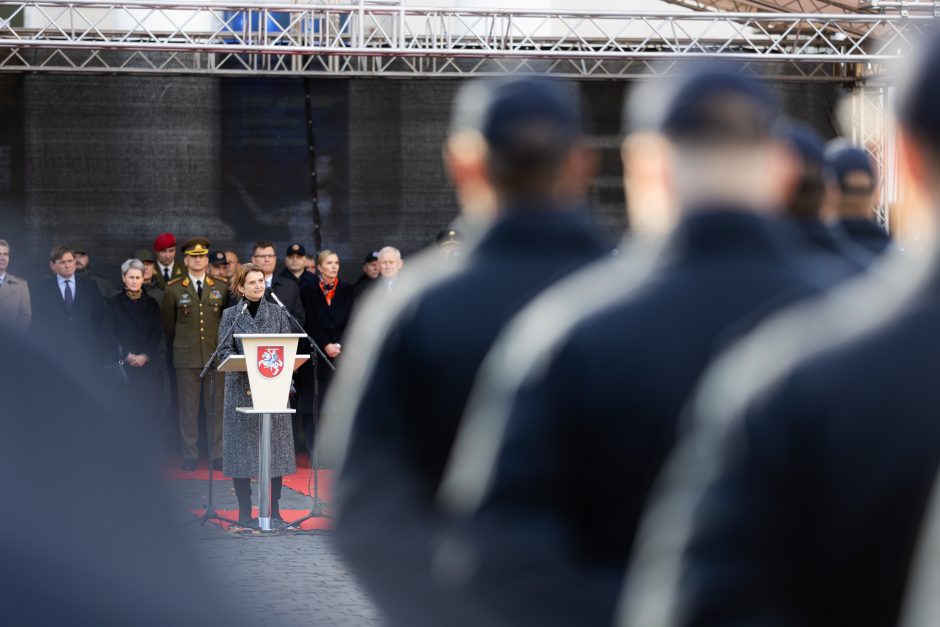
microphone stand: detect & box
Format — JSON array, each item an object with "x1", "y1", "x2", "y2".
[
  {"x1": 268, "y1": 292, "x2": 333, "y2": 528},
  {"x1": 188, "y1": 301, "x2": 248, "y2": 528}
]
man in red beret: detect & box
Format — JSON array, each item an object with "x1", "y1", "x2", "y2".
[{"x1": 152, "y1": 233, "x2": 182, "y2": 291}]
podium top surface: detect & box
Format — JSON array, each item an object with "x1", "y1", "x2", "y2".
[
  {"x1": 236, "y1": 407, "x2": 296, "y2": 415},
  {"x1": 233, "y1": 333, "x2": 307, "y2": 339}
]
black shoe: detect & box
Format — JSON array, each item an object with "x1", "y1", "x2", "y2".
[
  {"x1": 212, "y1": 458, "x2": 223, "y2": 471},
  {"x1": 182, "y1": 459, "x2": 197, "y2": 472}
]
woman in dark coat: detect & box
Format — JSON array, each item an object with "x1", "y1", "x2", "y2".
[
  {"x1": 217, "y1": 263, "x2": 296, "y2": 526},
  {"x1": 109, "y1": 258, "x2": 164, "y2": 428},
  {"x1": 300, "y1": 249, "x2": 356, "y2": 454}
]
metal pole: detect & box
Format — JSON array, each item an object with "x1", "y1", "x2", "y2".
[{"x1": 258, "y1": 412, "x2": 273, "y2": 531}]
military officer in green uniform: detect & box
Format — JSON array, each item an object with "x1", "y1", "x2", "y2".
[{"x1": 161, "y1": 238, "x2": 229, "y2": 471}]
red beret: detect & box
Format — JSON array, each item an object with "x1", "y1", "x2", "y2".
[{"x1": 153, "y1": 232, "x2": 176, "y2": 252}]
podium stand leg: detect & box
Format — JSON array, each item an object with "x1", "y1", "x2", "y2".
[{"x1": 258, "y1": 412, "x2": 273, "y2": 531}]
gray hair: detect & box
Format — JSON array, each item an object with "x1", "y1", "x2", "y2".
[
  {"x1": 121, "y1": 258, "x2": 145, "y2": 276},
  {"x1": 377, "y1": 246, "x2": 402, "y2": 261},
  {"x1": 0, "y1": 239, "x2": 8, "y2": 251}
]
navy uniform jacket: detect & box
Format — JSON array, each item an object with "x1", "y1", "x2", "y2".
[
  {"x1": 334, "y1": 209, "x2": 610, "y2": 627},
  {"x1": 791, "y1": 218, "x2": 873, "y2": 280},
  {"x1": 671, "y1": 264, "x2": 940, "y2": 627},
  {"x1": 438, "y1": 210, "x2": 825, "y2": 627},
  {"x1": 838, "y1": 217, "x2": 893, "y2": 256}
]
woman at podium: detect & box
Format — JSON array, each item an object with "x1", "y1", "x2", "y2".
[{"x1": 218, "y1": 263, "x2": 296, "y2": 526}]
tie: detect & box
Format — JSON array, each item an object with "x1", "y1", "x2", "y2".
[
  {"x1": 64, "y1": 280, "x2": 74, "y2": 311},
  {"x1": 196, "y1": 280, "x2": 203, "y2": 298},
  {"x1": 164, "y1": 268, "x2": 170, "y2": 281}
]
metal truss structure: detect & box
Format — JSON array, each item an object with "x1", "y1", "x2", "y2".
[{"x1": 0, "y1": 1, "x2": 933, "y2": 80}]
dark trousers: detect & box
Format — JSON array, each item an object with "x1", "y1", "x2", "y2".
[
  {"x1": 175, "y1": 367, "x2": 224, "y2": 461},
  {"x1": 233, "y1": 476, "x2": 284, "y2": 519}
]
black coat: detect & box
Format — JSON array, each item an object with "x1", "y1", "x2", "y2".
[
  {"x1": 439, "y1": 210, "x2": 826, "y2": 627},
  {"x1": 30, "y1": 275, "x2": 109, "y2": 362},
  {"x1": 334, "y1": 209, "x2": 610, "y2": 627},
  {"x1": 838, "y1": 217, "x2": 894, "y2": 255},
  {"x1": 294, "y1": 280, "x2": 356, "y2": 413},
  {"x1": 670, "y1": 262, "x2": 940, "y2": 627},
  {"x1": 278, "y1": 266, "x2": 318, "y2": 292},
  {"x1": 108, "y1": 291, "x2": 164, "y2": 403},
  {"x1": 265, "y1": 274, "x2": 305, "y2": 327}
]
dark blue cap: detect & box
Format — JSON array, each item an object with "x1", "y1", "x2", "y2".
[
  {"x1": 824, "y1": 141, "x2": 876, "y2": 193},
  {"x1": 661, "y1": 69, "x2": 780, "y2": 144},
  {"x1": 208, "y1": 250, "x2": 229, "y2": 266},
  {"x1": 779, "y1": 121, "x2": 825, "y2": 168},
  {"x1": 898, "y1": 33, "x2": 940, "y2": 154},
  {"x1": 479, "y1": 77, "x2": 580, "y2": 165}
]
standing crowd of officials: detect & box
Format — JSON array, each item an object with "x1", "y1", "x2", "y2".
[{"x1": 0, "y1": 230, "x2": 415, "y2": 492}]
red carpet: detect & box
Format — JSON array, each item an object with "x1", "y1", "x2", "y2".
[{"x1": 173, "y1": 454, "x2": 335, "y2": 529}]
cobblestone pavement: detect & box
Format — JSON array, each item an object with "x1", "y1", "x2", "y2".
[{"x1": 170, "y1": 478, "x2": 382, "y2": 627}]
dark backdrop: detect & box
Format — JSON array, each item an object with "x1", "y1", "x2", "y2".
[{"x1": 0, "y1": 75, "x2": 842, "y2": 285}]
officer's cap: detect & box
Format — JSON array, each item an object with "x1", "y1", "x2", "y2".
[
  {"x1": 134, "y1": 248, "x2": 155, "y2": 263},
  {"x1": 824, "y1": 141, "x2": 876, "y2": 194},
  {"x1": 182, "y1": 238, "x2": 211, "y2": 256},
  {"x1": 454, "y1": 77, "x2": 580, "y2": 167},
  {"x1": 153, "y1": 232, "x2": 176, "y2": 252},
  {"x1": 286, "y1": 243, "x2": 306, "y2": 257},
  {"x1": 363, "y1": 251, "x2": 379, "y2": 264},
  {"x1": 661, "y1": 68, "x2": 780, "y2": 145},
  {"x1": 208, "y1": 250, "x2": 228, "y2": 266}
]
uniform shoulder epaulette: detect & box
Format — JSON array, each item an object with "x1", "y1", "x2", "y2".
[
  {"x1": 167, "y1": 277, "x2": 183, "y2": 286},
  {"x1": 205, "y1": 277, "x2": 215, "y2": 286}
]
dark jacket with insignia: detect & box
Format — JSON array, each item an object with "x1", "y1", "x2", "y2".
[
  {"x1": 334, "y1": 208, "x2": 610, "y2": 627},
  {"x1": 443, "y1": 210, "x2": 825, "y2": 627},
  {"x1": 160, "y1": 275, "x2": 229, "y2": 369}
]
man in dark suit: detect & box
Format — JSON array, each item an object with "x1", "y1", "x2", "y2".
[
  {"x1": 31, "y1": 244, "x2": 108, "y2": 362},
  {"x1": 433, "y1": 70, "x2": 827, "y2": 627},
  {"x1": 619, "y1": 39, "x2": 940, "y2": 627},
  {"x1": 250, "y1": 240, "x2": 305, "y2": 326},
  {"x1": 329, "y1": 77, "x2": 610, "y2": 627}
]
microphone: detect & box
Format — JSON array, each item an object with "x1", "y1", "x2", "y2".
[{"x1": 270, "y1": 291, "x2": 286, "y2": 308}]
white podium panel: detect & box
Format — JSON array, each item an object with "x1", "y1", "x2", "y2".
[
  {"x1": 234, "y1": 333, "x2": 306, "y2": 411},
  {"x1": 218, "y1": 354, "x2": 310, "y2": 373}
]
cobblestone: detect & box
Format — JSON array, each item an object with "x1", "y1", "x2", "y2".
[{"x1": 171, "y1": 478, "x2": 382, "y2": 627}]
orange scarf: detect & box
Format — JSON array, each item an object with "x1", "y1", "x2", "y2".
[{"x1": 320, "y1": 279, "x2": 337, "y2": 306}]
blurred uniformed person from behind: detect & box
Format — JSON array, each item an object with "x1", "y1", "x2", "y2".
[
  {"x1": 435, "y1": 69, "x2": 827, "y2": 627},
  {"x1": 619, "y1": 37, "x2": 940, "y2": 627},
  {"x1": 825, "y1": 141, "x2": 894, "y2": 256},
  {"x1": 779, "y1": 123, "x2": 873, "y2": 282},
  {"x1": 161, "y1": 238, "x2": 229, "y2": 472},
  {"x1": 330, "y1": 76, "x2": 610, "y2": 627}
]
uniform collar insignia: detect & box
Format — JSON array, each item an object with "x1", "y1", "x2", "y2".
[{"x1": 182, "y1": 278, "x2": 190, "y2": 287}]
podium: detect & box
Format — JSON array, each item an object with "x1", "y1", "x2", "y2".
[{"x1": 220, "y1": 333, "x2": 308, "y2": 531}]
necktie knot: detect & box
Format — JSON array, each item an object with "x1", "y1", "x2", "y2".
[{"x1": 164, "y1": 268, "x2": 170, "y2": 280}]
